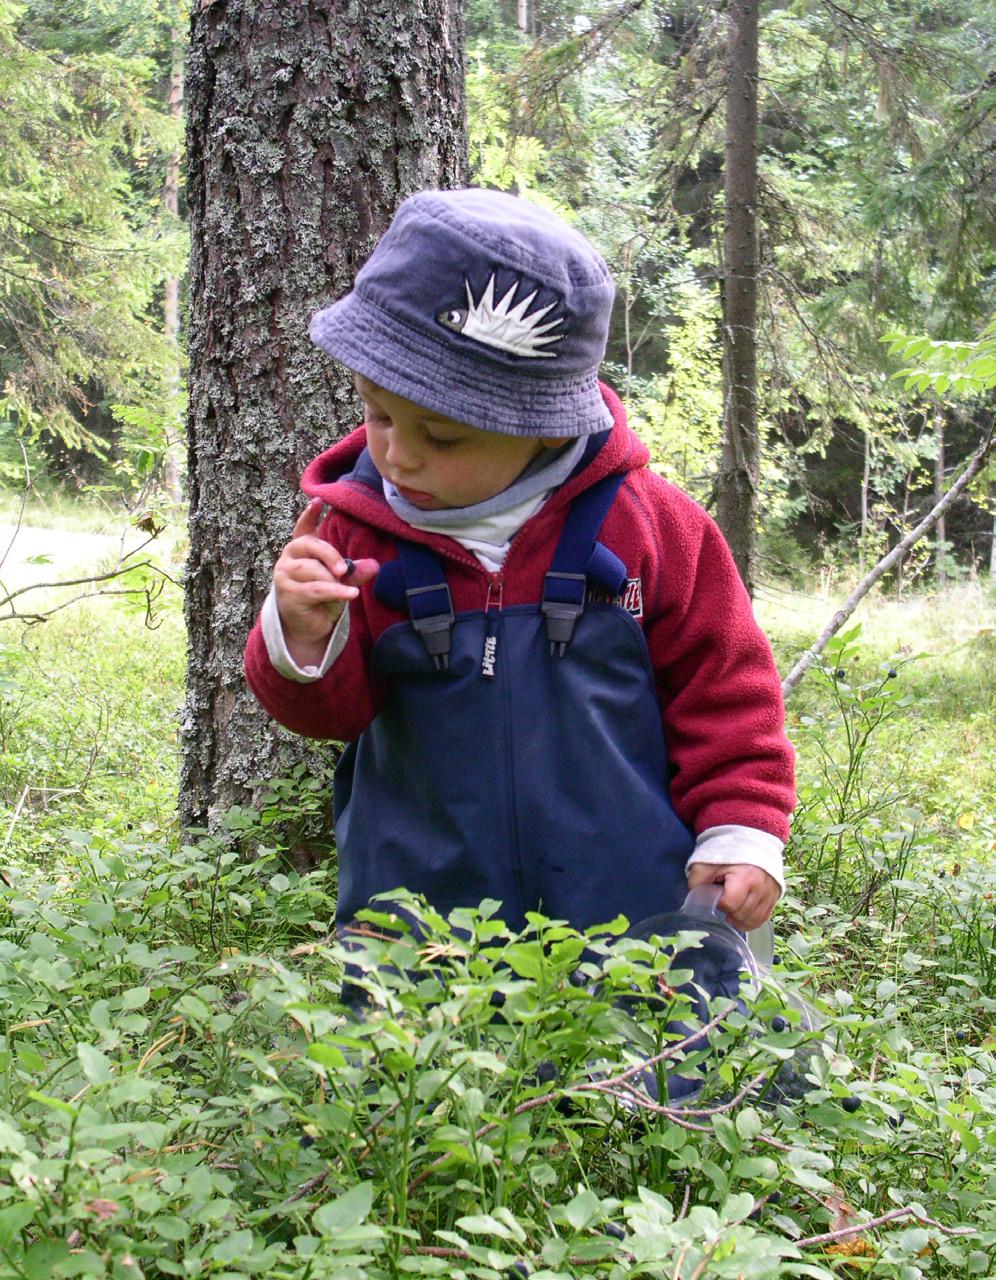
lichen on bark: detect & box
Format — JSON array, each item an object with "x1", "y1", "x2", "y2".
[{"x1": 182, "y1": 0, "x2": 467, "y2": 834}]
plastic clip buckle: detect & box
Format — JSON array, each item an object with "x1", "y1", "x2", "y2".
[
  {"x1": 541, "y1": 571, "x2": 586, "y2": 657},
  {"x1": 406, "y1": 583, "x2": 454, "y2": 670}
]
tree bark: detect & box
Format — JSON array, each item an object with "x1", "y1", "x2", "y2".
[
  {"x1": 182, "y1": 0, "x2": 466, "y2": 831},
  {"x1": 163, "y1": 25, "x2": 185, "y2": 504},
  {"x1": 859, "y1": 430, "x2": 870, "y2": 571},
  {"x1": 934, "y1": 406, "x2": 946, "y2": 586},
  {"x1": 716, "y1": 0, "x2": 760, "y2": 595}
]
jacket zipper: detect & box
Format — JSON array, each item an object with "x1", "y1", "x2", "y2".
[{"x1": 481, "y1": 573, "x2": 503, "y2": 680}]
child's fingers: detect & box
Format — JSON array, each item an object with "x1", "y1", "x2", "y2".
[
  {"x1": 281, "y1": 534, "x2": 348, "y2": 581},
  {"x1": 344, "y1": 556, "x2": 380, "y2": 584},
  {"x1": 720, "y1": 876, "x2": 777, "y2": 930},
  {"x1": 687, "y1": 863, "x2": 777, "y2": 930},
  {"x1": 291, "y1": 497, "x2": 326, "y2": 539},
  {"x1": 281, "y1": 558, "x2": 358, "y2": 592}
]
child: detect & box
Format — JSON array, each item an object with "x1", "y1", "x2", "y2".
[{"x1": 244, "y1": 189, "x2": 794, "y2": 938}]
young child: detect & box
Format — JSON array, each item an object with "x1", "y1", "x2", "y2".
[{"x1": 244, "y1": 189, "x2": 794, "y2": 939}]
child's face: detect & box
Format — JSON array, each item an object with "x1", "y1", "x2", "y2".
[{"x1": 356, "y1": 375, "x2": 564, "y2": 512}]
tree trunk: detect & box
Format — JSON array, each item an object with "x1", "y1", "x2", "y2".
[
  {"x1": 934, "y1": 407, "x2": 946, "y2": 587},
  {"x1": 182, "y1": 0, "x2": 466, "y2": 832},
  {"x1": 162, "y1": 25, "x2": 185, "y2": 505},
  {"x1": 715, "y1": 0, "x2": 760, "y2": 595},
  {"x1": 990, "y1": 506, "x2": 996, "y2": 582},
  {"x1": 860, "y1": 430, "x2": 870, "y2": 571}
]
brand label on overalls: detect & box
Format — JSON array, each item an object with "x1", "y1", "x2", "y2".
[
  {"x1": 481, "y1": 634, "x2": 498, "y2": 678},
  {"x1": 590, "y1": 577, "x2": 643, "y2": 619}
]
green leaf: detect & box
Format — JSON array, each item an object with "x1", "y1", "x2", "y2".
[
  {"x1": 152, "y1": 1216, "x2": 189, "y2": 1241},
  {"x1": 26, "y1": 1091, "x2": 78, "y2": 1118},
  {"x1": 735, "y1": 1106, "x2": 762, "y2": 1140},
  {"x1": 313, "y1": 1181, "x2": 374, "y2": 1234},
  {"x1": 307, "y1": 1041, "x2": 347, "y2": 1070},
  {"x1": 503, "y1": 942, "x2": 543, "y2": 979},
  {"x1": 77, "y1": 1043, "x2": 112, "y2": 1085},
  {"x1": 563, "y1": 1188, "x2": 602, "y2": 1232},
  {"x1": 455, "y1": 1212, "x2": 521, "y2": 1241},
  {"x1": 22, "y1": 1238, "x2": 70, "y2": 1278},
  {"x1": 211, "y1": 1229, "x2": 254, "y2": 1262},
  {"x1": 0, "y1": 1202, "x2": 35, "y2": 1249}
]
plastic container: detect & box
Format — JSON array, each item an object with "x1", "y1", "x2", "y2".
[
  {"x1": 617, "y1": 886, "x2": 824, "y2": 1106},
  {"x1": 626, "y1": 883, "x2": 771, "y2": 995}
]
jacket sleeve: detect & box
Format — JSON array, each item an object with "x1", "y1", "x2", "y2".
[
  {"x1": 640, "y1": 487, "x2": 795, "y2": 842},
  {"x1": 243, "y1": 513, "x2": 386, "y2": 742}
]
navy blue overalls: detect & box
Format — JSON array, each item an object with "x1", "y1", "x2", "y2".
[{"x1": 332, "y1": 464, "x2": 695, "y2": 935}]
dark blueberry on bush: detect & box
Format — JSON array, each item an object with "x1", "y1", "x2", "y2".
[
  {"x1": 535, "y1": 1060, "x2": 558, "y2": 1084},
  {"x1": 771, "y1": 1015, "x2": 788, "y2": 1033},
  {"x1": 834, "y1": 668, "x2": 846, "y2": 680},
  {"x1": 887, "y1": 668, "x2": 897, "y2": 679},
  {"x1": 956, "y1": 1030, "x2": 968, "y2": 1042},
  {"x1": 299, "y1": 1134, "x2": 316, "y2": 1149},
  {"x1": 768, "y1": 1191, "x2": 782, "y2": 1204},
  {"x1": 489, "y1": 990, "x2": 506, "y2": 1008},
  {"x1": 842, "y1": 1095, "x2": 862, "y2": 1113},
  {"x1": 604, "y1": 1222, "x2": 626, "y2": 1240},
  {"x1": 888, "y1": 1112, "x2": 905, "y2": 1129},
  {"x1": 555, "y1": 1096, "x2": 576, "y2": 1117},
  {"x1": 772, "y1": 952, "x2": 781, "y2": 965},
  {"x1": 507, "y1": 1262, "x2": 529, "y2": 1278},
  {"x1": 568, "y1": 968, "x2": 587, "y2": 988}
]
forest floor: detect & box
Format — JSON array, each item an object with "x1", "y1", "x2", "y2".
[
  {"x1": 0, "y1": 523, "x2": 125, "y2": 590},
  {"x1": 0, "y1": 569, "x2": 993, "y2": 1277}
]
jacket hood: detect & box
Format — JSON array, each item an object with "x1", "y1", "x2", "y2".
[{"x1": 300, "y1": 381, "x2": 649, "y2": 532}]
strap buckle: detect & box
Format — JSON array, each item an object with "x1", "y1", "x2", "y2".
[
  {"x1": 541, "y1": 571, "x2": 586, "y2": 657},
  {"x1": 406, "y1": 583, "x2": 454, "y2": 670}
]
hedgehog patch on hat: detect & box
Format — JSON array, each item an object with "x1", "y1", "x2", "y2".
[{"x1": 437, "y1": 272, "x2": 567, "y2": 360}]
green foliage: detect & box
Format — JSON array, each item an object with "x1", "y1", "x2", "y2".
[
  {"x1": 0, "y1": 0, "x2": 187, "y2": 479},
  {"x1": 0, "y1": 588, "x2": 993, "y2": 1275},
  {"x1": 623, "y1": 282, "x2": 722, "y2": 500},
  {"x1": 0, "y1": 861, "x2": 994, "y2": 1278},
  {"x1": 883, "y1": 321, "x2": 996, "y2": 400},
  {"x1": 465, "y1": 0, "x2": 994, "y2": 566},
  {"x1": 785, "y1": 617, "x2": 996, "y2": 1021}
]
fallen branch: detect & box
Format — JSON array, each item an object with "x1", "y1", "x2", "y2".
[
  {"x1": 408, "y1": 1004, "x2": 738, "y2": 1195},
  {"x1": 795, "y1": 1204, "x2": 976, "y2": 1247},
  {"x1": 0, "y1": 559, "x2": 175, "y2": 626},
  {"x1": 782, "y1": 421, "x2": 995, "y2": 698}
]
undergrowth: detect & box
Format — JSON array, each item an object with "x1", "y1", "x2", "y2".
[{"x1": 0, "y1": 583, "x2": 992, "y2": 1277}]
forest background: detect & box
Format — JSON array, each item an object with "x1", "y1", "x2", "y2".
[{"x1": 0, "y1": 0, "x2": 994, "y2": 1277}]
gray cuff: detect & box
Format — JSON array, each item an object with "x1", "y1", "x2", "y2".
[
  {"x1": 686, "y1": 825, "x2": 785, "y2": 894},
  {"x1": 260, "y1": 588, "x2": 349, "y2": 682}
]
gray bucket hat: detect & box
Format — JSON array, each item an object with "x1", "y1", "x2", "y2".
[{"x1": 310, "y1": 189, "x2": 615, "y2": 438}]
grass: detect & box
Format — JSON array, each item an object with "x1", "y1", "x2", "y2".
[
  {"x1": 0, "y1": 488, "x2": 147, "y2": 537},
  {"x1": 0, "y1": 603, "x2": 185, "y2": 856},
  {"x1": 0, "y1": 575, "x2": 992, "y2": 1277}
]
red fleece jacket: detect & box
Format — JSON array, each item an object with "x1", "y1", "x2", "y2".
[{"x1": 244, "y1": 385, "x2": 795, "y2": 842}]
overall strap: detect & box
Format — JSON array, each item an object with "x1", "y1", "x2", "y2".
[
  {"x1": 542, "y1": 472, "x2": 628, "y2": 656},
  {"x1": 388, "y1": 541, "x2": 454, "y2": 669}
]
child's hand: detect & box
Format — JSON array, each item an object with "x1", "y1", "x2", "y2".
[
  {"x1": 686, "y1": 862, "x2": 779, "y2": 931},
  {"x1": 273, "y1": 498, "x2": 379, "y2": 666}
]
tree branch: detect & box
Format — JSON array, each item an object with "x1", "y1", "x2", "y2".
[
  {"x1": 795, "y1": 1204, "x2": 975, "y2": 1247},
  {"x1": 782, "y1": 420, "x2": 995, "y2": 698}
]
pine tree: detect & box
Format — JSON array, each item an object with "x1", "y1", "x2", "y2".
[{"x1": 182, "y1": 0, "x2": 466, "y2": 833}]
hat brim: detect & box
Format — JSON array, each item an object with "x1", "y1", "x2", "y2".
[{"x1": 310, "y1": 293, "x2": 613, "y2": 439}]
